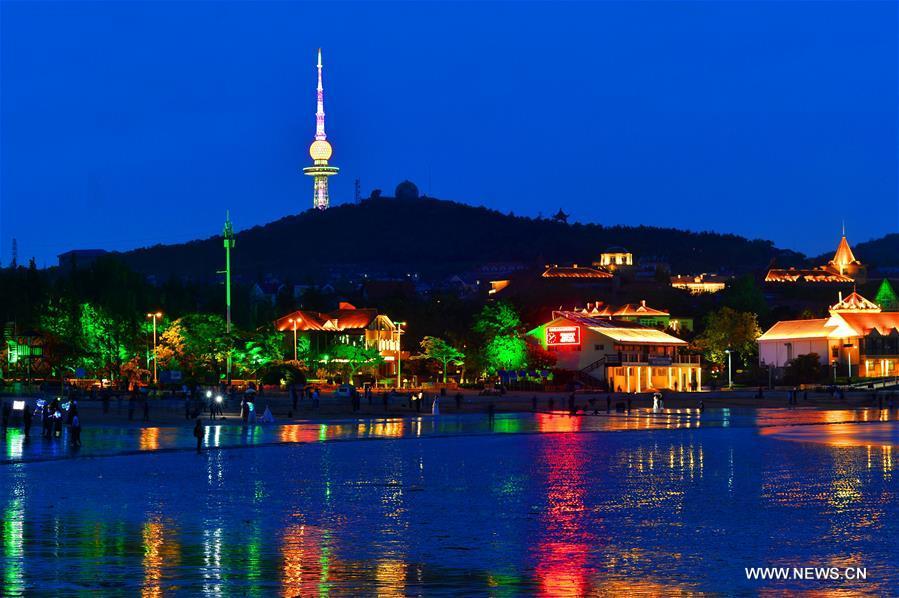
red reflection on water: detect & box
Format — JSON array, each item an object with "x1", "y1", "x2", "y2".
[
  {"x1": 532, "y1": 429, "x2": 596, "y2": 596},
  {"x1": 281, "y1": 523, "x2": 326, "y2": 597},
  {"x1": 536, "y1": 413, "x2": 582, "y2": 434}
]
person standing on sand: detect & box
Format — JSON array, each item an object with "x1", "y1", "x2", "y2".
[
  {"x1": 22, "y1": 403, "x2": 32, "y2": 439},
  {"x1": 194, "y1": 418, "x2": 203, "y2": 452},
  {"x1": 71, "y1": 414, "x2": 81, "y2": 447}
]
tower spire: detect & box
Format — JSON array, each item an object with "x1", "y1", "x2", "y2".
[
  {"x1": 303, "y1": 48, "x2": 339, "y2": 210},
  {"x1": 315, "y1": 48, "x2": 326, "y2": 141}
]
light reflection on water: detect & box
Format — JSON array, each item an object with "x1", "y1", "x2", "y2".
[{"x1": 3, "y1": 414, "x2": 899, "y2": 593}]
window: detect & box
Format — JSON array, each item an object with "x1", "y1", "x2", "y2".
[
  {"x1": 595, "y1": 344, "x2": 605, "y2": 351},
  {"x1": 832, "y1": 346, "x2": 839, "y2": 359}
]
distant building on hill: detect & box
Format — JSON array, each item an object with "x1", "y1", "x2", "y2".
[
  {"x1": 766, "y1": 230, "x2": 866, "y2": 284},
  {"x1": 593, "y1": 247, "x2": 633, "y2": 272},
  {"x1": 57, "y1": 249, "x2": 108, "y2": 269},
  {"x1": 671, "y1": 273, "x2": 730, "y2": 294}
]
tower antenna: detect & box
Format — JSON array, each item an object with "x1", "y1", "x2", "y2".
[{"x1": 303, "y1": 48, "x2": 339, "y2": 210}]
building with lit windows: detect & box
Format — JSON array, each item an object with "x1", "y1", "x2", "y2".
[
  {"x1": 758, "y1": 291, "x2": 899, "y2": 377},
  {"x1": 670, "y1": 273, "x2": 730, "y2": 294},
  {"x1": 528, "y1": 310, "x2": 700, "y2": 392},
  {"x1": 275, "y1": 303, "x2": 402, "y2": 378},
  {"x1": 594, "y1": 247, "x2": 633, "y2": 272},
  {"x1": 302, "y1": 49, "x2": 339, "y2": 210}
]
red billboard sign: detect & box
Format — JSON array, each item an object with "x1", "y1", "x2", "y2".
[{"x1": 546, "y1": 325, "x2": 580, "y2": 346}]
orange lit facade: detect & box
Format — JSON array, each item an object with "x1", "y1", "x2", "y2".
[
  {"x1": 593, "y1": 246, "x2": 633, "y2": 272},
  {"x1": 766, "y1": 232, "x2": 866, "y2": 283},
  {"x1": 758, "y1": 291, "x2": 899, "y2": 377},
  {"x1": 275, "y1": 302, "x2": 403, "y2": 377},
  {"x1": 528, "y1": 311, "x2": 700, "y2": 392},
  {"x1": 670, "y1": 273, "x2": 729, "y2": 294}
]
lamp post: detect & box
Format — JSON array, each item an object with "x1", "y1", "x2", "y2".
[
  {"x1": 288, "y1": 317, "x2": 298, "y2": 361},
  {"x1": 725, "y1": 349, "x2": 733, "y2": 389},
  {"x1": 395, "y1": 321, "x2": 406, "y2": 390},
  {"x1": 844, "y1": 342, "x2": 854, "y2": 380},
  {"x1": 146, "y1": 311, "x2": 162, "y2": 384}
]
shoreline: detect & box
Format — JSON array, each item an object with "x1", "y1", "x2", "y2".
[{"x1": 3, "y1": 388, "x2": 893, "y2": 429}]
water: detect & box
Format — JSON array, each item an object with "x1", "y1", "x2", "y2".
[{"x1": 2, "y1": 409, "x2": 898, "y2": 594}]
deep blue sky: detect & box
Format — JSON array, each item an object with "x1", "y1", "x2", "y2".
[{"x1": 2, "y1": 1, "x2": 897, "y2": 267}]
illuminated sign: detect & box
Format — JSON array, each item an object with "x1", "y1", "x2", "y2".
[{"x1": 546, "y1": 326, "x2": 581, "y2": 346}]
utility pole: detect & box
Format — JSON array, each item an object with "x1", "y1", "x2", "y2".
[
  {"x1": 354, "y1": 178, "x2": 361, "y2": 204},
  {"x1": 146, "y1": 312, "x2": 162, "y2": 383},
  {"x1": 395, "y1": 321, "x2": 406, "y2": 389},
  {"x1": 223, "y1": 211, "x2": 236, "y2": 383}
]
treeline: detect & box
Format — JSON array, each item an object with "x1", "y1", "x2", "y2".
[{"x1": 117, "y1": 197, "x2": 802, "y2": 280}]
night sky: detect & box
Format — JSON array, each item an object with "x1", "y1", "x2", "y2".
[{"x1": 1, "y1": 1, "x2": 896, "y2": 267}]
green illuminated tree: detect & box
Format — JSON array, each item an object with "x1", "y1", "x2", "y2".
[
  {"x1": 233, "y1": 327, "x2": 284, "y2": 377},
  {"x1": 875, "y1": 279, "x2": 899, "y2": 311},
  {"x1": 329, "y1": 342, "x2": 384, "y2": 384},
  {"x1": 695, "y1": 307, "x2": 762, "y2": 367},
  {"x1": 473, "y1": 302, "x2": 522, "y2": 336},
  {"x1": 473, "y1": 301, "x2": 528, "y2": 375},
  {"x1": 419, "y1": 336, "x2": 464, "y2": 383},
  {"x1": 482, "y1": 335, "x2": 527, "y2": 373}
]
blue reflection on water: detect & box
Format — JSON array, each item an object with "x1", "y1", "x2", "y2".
[{"x1": 1, "y1": 410, "x2": 898, "y2": 594}]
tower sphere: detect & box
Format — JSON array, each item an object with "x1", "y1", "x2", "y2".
[{"x1": 310, "y1": 139, "x2": 333, "y2": 161}]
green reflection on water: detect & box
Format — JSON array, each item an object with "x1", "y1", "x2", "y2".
[{"x1": 4, "y1": 498, "x2": 25, "y2": 595}]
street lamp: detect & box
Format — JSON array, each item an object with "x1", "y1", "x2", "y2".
[
  {"x1": 395, "y1": 321, "x2": 407, "y2": 390},
  {"x1": 288, "y1": 317, "x2": 298, "y2": 361},
  {"x1": 844, "y1": 342, "x2": 854, "y2": 380},
  {"x1": 146, "y1": 311, "x2": 162, "y2": 384},
  {"x1": 724, "y1": 349, "x2": 733, "y2": 389}
]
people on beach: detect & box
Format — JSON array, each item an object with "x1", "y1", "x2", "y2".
[
  {"x1": 193, "y1": 418, "x2": 203, "y2": 452},
  {"x1": 22, "y1": 403, "x2": 32, "y2": 439},
  {"x1": 71, "y1": 413, "x2": 82, "y2": 447}
]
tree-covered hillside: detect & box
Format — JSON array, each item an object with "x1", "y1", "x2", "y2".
[{"x1": 117, "y1": 197, "x2": 801, "y2": 280}]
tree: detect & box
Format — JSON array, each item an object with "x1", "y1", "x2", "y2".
[
  {"x1": 695, "y1": 307, "x2": 762, "y2": 367},
  {"x1": 473, "y1": 302, "x2": 521, "y2": 336},
  {"x1": 473, "y1": 302, "x2": 528, "y2": 374},
  {"x1": 329, "y1": 342, "x2": 384, "y2": 384},
  {"x1": 156, "y1": 314, "x2": 231, "y2": 381},
  {"x1": 783, "y1": 353, "x2": 826, "y2": 385},
  {"x1": 875, "y1": 279, "x2": 899, "y2": 311},
  {"x1": 233, "y1": 326, "x2": 284, "y2": 378},
  {"x1": 419, "y1": 336, "x2": 464, "y2": 382},
  {"x1": 482, "y1": 335, "x2": 527, "y2": 373},
  {"x1": 526, "y1": 340, "x2": 557, "y2": 370},
  {"x1": 720, "y1": 275, "x2": 768, "y2": 317}
]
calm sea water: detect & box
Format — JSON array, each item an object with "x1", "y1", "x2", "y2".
[{"x1": 2, "y1": 409, "x2": 898, "y2": 595}]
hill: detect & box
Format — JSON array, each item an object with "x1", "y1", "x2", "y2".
[
  {"x1": 117, "y1": 197, "x2": 803, "y2": 281},
  {"x1": 813, "y1": 233, "x2": 899, "y2": 269}
]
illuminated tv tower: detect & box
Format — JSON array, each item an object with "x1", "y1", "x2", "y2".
[{"x1": 303, "y1": 48, "x2": 339, "y2": 210}]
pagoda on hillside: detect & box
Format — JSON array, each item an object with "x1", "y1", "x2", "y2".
[{"x1": 765, "y1": 227, "x2": 866, "y2": 284}]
